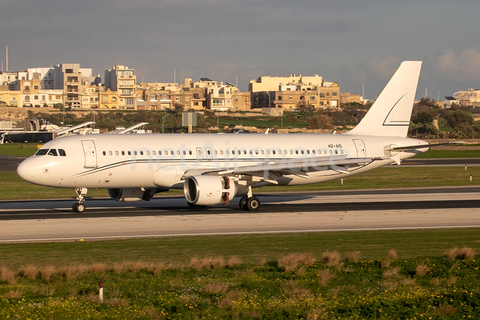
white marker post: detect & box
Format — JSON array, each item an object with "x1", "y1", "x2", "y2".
[{"x1": 99, "y1": 281, "x2": 104, "y2": 303}]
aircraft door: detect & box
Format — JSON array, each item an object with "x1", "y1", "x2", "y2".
[
  {"x1": 353, "y1": 139, "x2": 366, "y2": 158},
  {"x1": 81, "y1": 140, "x2": 98, "y2": 168}
]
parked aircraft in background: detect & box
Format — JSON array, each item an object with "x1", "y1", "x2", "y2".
[{"x1": 18, "y1": 61, "x2": 431, "y2": 213}]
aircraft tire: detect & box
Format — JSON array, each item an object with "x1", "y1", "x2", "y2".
[
  {"x1": 246, "y1": 197, "x2": 260, "y2": 211},
  {"x1": 239, "y1": 196, "x2": 248, "y2": 210},
  {"x1": 73, "y1": 203, "x2": 85, "y2": 213}
]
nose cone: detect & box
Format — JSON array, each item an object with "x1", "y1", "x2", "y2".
[
  {"x1": 17, "y1": 159, "x2": 32, "y2": 182},
  {"x1": 17, "y1": 158, "x2": 40, "y2": 185}
]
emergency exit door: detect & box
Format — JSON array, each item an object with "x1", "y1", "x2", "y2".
[
  {"x1": 81, "y1": 140, "x2": 97, "y2": 168},
  {"x1": 353, "y1": 139, "x2": 366, "y2": 158}
]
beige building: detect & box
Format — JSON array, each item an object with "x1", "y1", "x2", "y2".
[
  {"x1": 0, "y1": 85, "x2": 21, "y2": 107},
  {"x1": 250, "y1": 74, "x2": 339, "y2": 110},
  {"x1": 104, "y1": 65, "x2": 136, "y2": 110},
  {"x1": 98, "y1": 87, "x2": 120, "y2": 109},
  {"x1": 339, "y1": 92, "x2": 363, "y2": 105},
  {"x1": 453, "y1": 88, "x2": 480, "y2": 107},
  {"x1": 80, "y1": 82, "x2": 100, "y2": 109},
  {"x1": 249, "y1": 74, "x2": 324, "y2": 93},
  {"x1": 136, "y1": 78, "x2": 246, "y2": 112},
  {"x1": 232, "y1": 91, "x2": 251, "y2": 111}
]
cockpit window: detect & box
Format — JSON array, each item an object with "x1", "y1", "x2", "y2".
[
  {"x1": 35, "y1": 149, "x2": 49, "y2": 156},
  {"x1": 47, "y1": 149, "x2": 58, "y2": 156},
  {"x1": 58, "y1": 149, "x2": 66, "y2": 156}
]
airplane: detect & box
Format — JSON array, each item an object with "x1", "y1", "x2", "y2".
[{"x1": 17, "y1": 61, "x2": 431, "y2": 213}]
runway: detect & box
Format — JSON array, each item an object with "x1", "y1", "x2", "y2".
[{"x1": 1, "y1": 186, "x2": 479, "y2": 243}]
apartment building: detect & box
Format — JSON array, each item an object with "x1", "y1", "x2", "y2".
[
  {"x1": 98, "y1": 87, "x2": 120, "y2": 109},
  {"x1": 0, "y1": 85, "x2": 20, "y2": 106},
  {"x1": 105, "y1": 65, "x2": 136, "y2": 110},
  {"x1": 135, "y1": 78, "x2": 242, "y2": 111},
  {"x1": 250, "y1": 74, "x2": 340, "y2": 110},
  {"x1": 453, "y1": 88, "x2": 480, "y2": 107}
]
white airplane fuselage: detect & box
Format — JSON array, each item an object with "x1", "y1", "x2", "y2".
[{"x1": 17, "y1": 132, "x2": 427, "y2": 190}]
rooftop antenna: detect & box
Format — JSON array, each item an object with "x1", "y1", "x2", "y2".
[
  {"x1": 174, "y1": 69, "x2": 176, "y2": 84},
  {"x1": 5, "y1": 45, "x2": 8, "y2": 72}
]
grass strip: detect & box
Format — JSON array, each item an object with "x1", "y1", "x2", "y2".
[
  {"x1": 0, "y1": 228, "x2": 479, "y2": 268},
  {"x1": 0, "y1": 229, "x2": 479, "y2": 318}
]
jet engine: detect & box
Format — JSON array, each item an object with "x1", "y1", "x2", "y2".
[
  {"x1": 108, "y1": 188, "x2": 157, "y2": 202},
  {"x1": 184, "y1": 175, "x2": 237, "y2": 206}
]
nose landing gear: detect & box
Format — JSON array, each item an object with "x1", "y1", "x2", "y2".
[{"x1": 73, "y1": 187, "x2": 88, "y2": 213}]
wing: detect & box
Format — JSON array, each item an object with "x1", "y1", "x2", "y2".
[{"x1": 182, "y1": 155, "x2": 376, "y2": 184}]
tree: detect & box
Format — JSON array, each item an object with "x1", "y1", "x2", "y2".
[
  {"x1": 412, "y1": 111, "x2": 434, "y2": 125},
  {"x1": 445, "y1": 110, "x2": 474, "y2": 129}
]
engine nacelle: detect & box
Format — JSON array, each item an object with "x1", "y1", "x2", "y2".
[
  {"x1": 108, "y1": 188, "x2": 157, "y2": 202},
  {"x1": 184, "y1": 175, "x2": 237, "y2": 206}
]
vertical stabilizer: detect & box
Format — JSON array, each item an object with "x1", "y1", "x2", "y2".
[{"x1": 348, "y1": 61, "x2": 422, "y2": 137}]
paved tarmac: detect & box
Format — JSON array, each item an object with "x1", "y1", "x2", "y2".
[
  {"x1": 0, "y1": 155, "x2": 26, "y2": 172},
  {"x1": 0, "y1": 188, "x2": 479, "y2": 243}
]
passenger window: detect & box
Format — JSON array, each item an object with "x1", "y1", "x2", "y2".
[
  {"x1": 122, "y1": 151, "x2": 125, "y2": 156},
  {"x1": 103, "y1": 151, "x2": 106, "y2": 156},
  {"x1": 128, "y1": 151, "x2": 131, "y2": 156},
  {"x1": 115, "y1": 151, "x2": 119, "y2": 156}
]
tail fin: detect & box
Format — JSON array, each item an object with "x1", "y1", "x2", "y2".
[{"x1": 348, "y1": 61, "x2": 422, "y2": 137}]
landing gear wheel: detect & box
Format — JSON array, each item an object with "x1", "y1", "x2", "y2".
[
  {"x1": 246, "y1": 196, "x2": 260, "y2": 211},
  {"x1": 73, "y1": 203, "x2": 85, "y2": 213},
  {"x1": 239, "y1": 196, "x2": 248, "y2": 210}
]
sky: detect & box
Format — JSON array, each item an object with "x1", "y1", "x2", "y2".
[{"x1": 1, "y1": 0, "x2": 480, "y2": 100}]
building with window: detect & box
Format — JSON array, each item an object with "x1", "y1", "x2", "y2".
[
  {"x1": 453, "y1": 88, "x2": 480, "y2": 107},
  {"x1": 250, "y1": 74, "x2": 340, "y2": 110},
  {"x1": 104, "y1": 65, "x2": 136, "y2": 110}
]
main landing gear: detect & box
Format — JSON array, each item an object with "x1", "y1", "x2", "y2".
[
  {"x1": 73, "y1": 187, "x2": 88, "y2": 213},
  {"x1": 238, "y1": 187, "x2": 260, "y2": 211}
]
